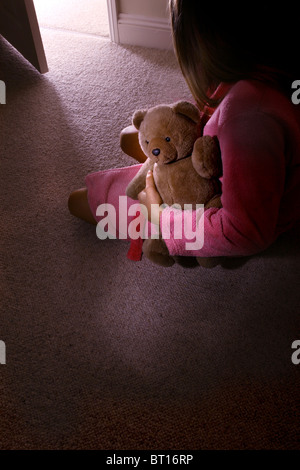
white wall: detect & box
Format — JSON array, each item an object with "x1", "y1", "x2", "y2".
[
  {"x1": 117, "y1": 0, "x2": 169, "y2": 19},
  {"x1": 114, "y1": 0, "x2": 172, "y2": 49}
]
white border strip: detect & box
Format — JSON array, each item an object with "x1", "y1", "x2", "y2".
[
  {"x1": 117, "y1": 13, "x2": 172, "y2": 50},
  {"x1": 106, "y1": 0, "x2": 119, "y2": 43}
]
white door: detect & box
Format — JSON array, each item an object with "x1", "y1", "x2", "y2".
[
  {"x1": 106, "y1": 0, "x2": 119, "y2": 43},
  {"x1": 0, "y1": 0, "x2": 48, "y2": 73}
]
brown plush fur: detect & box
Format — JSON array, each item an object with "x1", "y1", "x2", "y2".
[{"x1": 126, "y1": 101, "x2": 222, "y2": 267}]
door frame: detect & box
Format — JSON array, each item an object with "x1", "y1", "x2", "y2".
[
  {"x1": 106, "y1": 0, "x2": 172, "y2": 50},
  {"x1": 106, "y1": 0, "x2": 119, "y2": 43},
  {"x1": 0, "y1": 0, "x2": 48, "y2": 73}
]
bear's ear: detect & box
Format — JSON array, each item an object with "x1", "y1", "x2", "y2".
[
  {"x1": 132, "y1": 109, "x2": 147, "y2": 130},
  {"x1": 172, "y1": 101, "x2": 200, "y2": 124}
]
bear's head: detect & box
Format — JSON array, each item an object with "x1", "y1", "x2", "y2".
[{"x1": 132, "y1": 101, "x2": 201, "y2": 165}]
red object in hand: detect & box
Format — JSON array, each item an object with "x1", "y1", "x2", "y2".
[{"x1": 127, "y1": 237, "x2": 143, "y2": 261}]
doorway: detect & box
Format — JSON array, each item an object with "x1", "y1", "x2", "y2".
[{"x1": 33, "y1": 0, "x2": 110, "y2": 39}]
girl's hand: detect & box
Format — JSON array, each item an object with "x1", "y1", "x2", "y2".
[{"x1": 138, "y1": 170, "x2": 164, "y2": 226}]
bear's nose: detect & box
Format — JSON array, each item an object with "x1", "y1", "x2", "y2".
[{"x1": 152, "y1": 148, "x2": 160, "y2": 157}]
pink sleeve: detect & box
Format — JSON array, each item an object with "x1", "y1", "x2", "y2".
[{"x1": 161, "y1": 112, "x2": 286, "y2": 257}]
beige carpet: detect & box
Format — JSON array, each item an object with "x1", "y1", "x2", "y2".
[
  {"x1": 0, "y1": 3, "x2": 299, "y2": 451},
  {"x1": 34, "y1": 0, "x2": 110, "y2": 38}
]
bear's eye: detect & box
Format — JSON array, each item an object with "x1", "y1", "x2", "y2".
[
  {"x1": 145, "y1": 140, "x2": 149, "y2": 145},
  {"x1": 165, "y1": 137, "x2": 171, "y2": 142}
]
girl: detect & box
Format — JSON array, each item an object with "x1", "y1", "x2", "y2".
[{"x1": 68, "y1": 2, "x2": 300, "y2": 260}]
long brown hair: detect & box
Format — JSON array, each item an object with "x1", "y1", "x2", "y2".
[{"x1": 170, "y1": 1, "x2": 298, "y2": 110}]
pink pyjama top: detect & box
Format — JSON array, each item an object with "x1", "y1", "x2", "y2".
[{"x1": 161, "y1": 80, "x2": 300, "y2": 257}]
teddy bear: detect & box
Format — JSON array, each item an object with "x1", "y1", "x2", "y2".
[{"x1": 125, "y1": 101, "x2": 223, "y2": 267}]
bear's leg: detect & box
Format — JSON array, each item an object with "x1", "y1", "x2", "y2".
[
  {"x1": 173, "y1": 256, "x2": 199, "y2": 268},
  {"x1": 120, "y1": 125, "x2": 147, "y2": 163},
  {"x1": 196, "y1": 257, "x2": 221, "y2": 268},
  {"x1": 143, "y1": 239, "x2": 175, "y2": 267}
]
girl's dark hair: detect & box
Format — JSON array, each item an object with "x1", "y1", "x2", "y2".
[{"x1": 170, "y1": 1, "x2": 298, "y2": 110}]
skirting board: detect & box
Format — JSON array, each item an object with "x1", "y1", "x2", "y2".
[{"x1": 117, "y1": 13, "x2": 173, "y2": 50}]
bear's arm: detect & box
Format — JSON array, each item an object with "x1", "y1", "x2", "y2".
[
  {"x1": 192, "y1": 136, "x2": 222, "y2": 179},
  {"x1": 125, "y1": 158, "x2": 154, "y2": 200}
]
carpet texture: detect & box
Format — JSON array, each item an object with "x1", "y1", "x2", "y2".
[
  {"x1": 34, "y1": 0, "x2": 110, "y2": 38},
  {"x1": 0, "y1": 12, "x2": 299, "y2": 450}
]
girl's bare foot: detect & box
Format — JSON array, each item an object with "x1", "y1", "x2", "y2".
[
  {"x1": 120, "y1": 125, "x2": 147, "y2": 163},
  {"x1": 68, "y1": 188, "x2": 97, "y2": 225}
]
